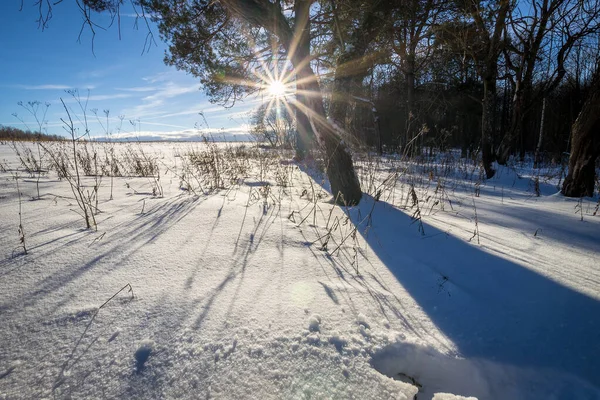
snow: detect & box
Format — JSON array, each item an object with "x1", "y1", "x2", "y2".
[
  {"x1": 432, "y1": 394, "x2": 478, "y2": 400},
  {"x1": 308, "y1": 314, "x2": 321, "y2": 332},
  {"x1": 0, "y1": 143, "x2": 599, "y2": 399}
]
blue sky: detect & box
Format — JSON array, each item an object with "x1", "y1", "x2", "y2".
[{"x1": 0, "y1": 1, "x2": 259, "y2": 140}]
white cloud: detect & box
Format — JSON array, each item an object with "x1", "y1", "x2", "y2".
[
  {"x1": 141, "y1": 71, "x2": 172, "y2": 84},
  {"x1": 115, "y1": 86, "x2": 158, "y2": 92},
  {"x1": 142, "y1": 83, "x2": 200, "y2": 102},
  {"x1": 62, "y1": 93, "x2": 134, "y2": 103},
  {"x1": 141, "y1": 97, "x2": 262, "y2": 120},
  {"x1": 16, "y1": 84, "x2": 72, "y2": 90},
  {"x1": 141, "y1": 105, "x2": 226, "y2": 120},
  {"x1": 121, "y1": 81, "x2": 201, "y2": 118},
  {"x1": 129, "y1": 121, "x2": 191, "y2": 129},
  {"x1": 227, "y1": 109, "x2": 255, "y2": 119},
  {"x1": 77, "y1": 64, "x2": 124, "y2": 80},
  {"x1": 97, "y1": 125, "x2": 251, "y2": 141}
]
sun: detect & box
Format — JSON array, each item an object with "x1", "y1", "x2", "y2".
[{"x1": 268, "y1": 80, "x2": 287, "y2": 97}]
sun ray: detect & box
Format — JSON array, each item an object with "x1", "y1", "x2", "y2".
[
  {"x1": 293, "y1": 74, "x2": 320, "y2": 88},
  {"x1": 294, "y1": 88, "x2": 327, "y2": 99},
  {"x1": 212, "y1": 19, "x2": 329, "y2": 142}
]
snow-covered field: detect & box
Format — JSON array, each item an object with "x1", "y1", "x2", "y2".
[{"x1": 0, "y1": 141, "x2": 598, "y2": 399}]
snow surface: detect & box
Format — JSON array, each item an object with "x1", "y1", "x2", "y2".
[{"x1": 0, "y1": 143, "x2": 599, "y2": 399}]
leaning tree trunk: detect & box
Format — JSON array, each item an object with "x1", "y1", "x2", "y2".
[
  {"x1": 562, "y1": 70, "x2": 600, "y2": 197},
  {"x1": 534, "y1": 97, "x2": 546, "y2": 168}
]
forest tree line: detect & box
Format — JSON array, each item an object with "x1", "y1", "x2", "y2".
[{"x1": 0, "y1": 125, "x2": 64, "y2": 142}]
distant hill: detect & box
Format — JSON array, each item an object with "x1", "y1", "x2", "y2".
[{"x1": 0, "y1": 125, "x2": 64, "y2": 141}]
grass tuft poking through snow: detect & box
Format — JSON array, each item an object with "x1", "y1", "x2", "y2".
[{"x1": 0, "y1": 143, "x2": 599, "y2": 399}]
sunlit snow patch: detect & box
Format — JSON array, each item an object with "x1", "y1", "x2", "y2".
[{"x1": 371, "y1": 341, "x2": 487, "y2": 399}]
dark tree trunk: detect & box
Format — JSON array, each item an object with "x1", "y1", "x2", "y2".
[
  {"x1": 329, "y1": 4, "x2": 383, "y2": 148},
  {"x1": 292, "y1": 0, "x2": 362, "y2": 205},
  {"x1": 562, "y1": 70, "x2": 600, "y2": 197},
  {"x1": 405, "y1": 63, "x2": 416, "y2": 152},
  {"x1": 468, "y1": 0, "x2": 508, "y2": 178},
  {"x1": 299, "y1": 71, "x2": 363, "y2": 205},
  {"x1": 481, "y1": 73, "x2": 497, "y2": 178},
  {"x1": 330, "y1": 56, "x2": 375, "y2": 148},
  {"x1": 294, "y1": 103, "x2": 314, "y2": 159},
  {"x1": 497, "y1": 89, "x2": 523, "y2": 165},
  {"x1": 534, "y1": 97, "x2": 546, "y2": 168},
  {"x1": 329, "y1": 52, "x2": 358, "y2": 129},
  {"x1": 497, "y1": 82, "x2": 532, "y2": 165}
]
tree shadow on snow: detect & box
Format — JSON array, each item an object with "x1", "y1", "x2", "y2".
[{"x1": 344, "y1": 194, "x2": 600, "y2": 391}]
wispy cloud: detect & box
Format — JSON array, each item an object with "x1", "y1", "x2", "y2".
[
  {"x1": 141, "y1": 105, "x2": 225, "y2": 120},
  {"x1": 77, "y1": 64, "x2": 124, "y2": 80},
  {"x1": 121, "y1": 81, "x2": 201, "y2": 118},
  {"x1": 63, "y1": 93, "x2": 134, "y2": 103},
  {"x1": 225, "y1": 108, "x2": 257, "y2": 119},
  {"x1": 141, "y1": 71, "x2": 172, "y2": 84},
  {"x1": 115, "y1": 86, "x2": 158, "y2": 92},
  {"x1": 138, "y1": 97, "x2": 261, "y2": 121},
  {"x1": 15, "y1": 84, "x2": 72, "y2": 90},
  {"x1": 131, "y1": 121, "x2": 191, "y2": 129},
  {"x1": 2, "y1": 120, "x2": 66, "y2": 129},
  {"x1": 142, "y1": 83, "x2": 199, "y2": 102}
]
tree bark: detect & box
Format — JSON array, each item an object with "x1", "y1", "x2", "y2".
[
  {"x1": 405, "y1": 60, "x2": 416, "y2": 152},
  {"x1": 481, "y1": 72, "x2": 497, "y2": 178},
  {"x1": 330, "y1": 57, "x2": 377, "y2": 148},
  {"x1": 293, "y1": 56, "x2": 363, "y2": 205},
  {"x1": 562, "y1": 70, "x2": 600, "y2": 197},
  {"x1": 292, "y1": 0, "x2": 361, "y2": 204},
  {"x1": 497, "y1": 85, "x2": 526, "y2": 165},
  {"x1": 329, "y1": 52, "x2": 359, "y2": 132},
  {"x1": 294, "y1": 101, "x2": 314, "y2": 159},
  {"x1": 329, "y1": 8, "x2": 382, "y2": 147},
  {"x1": 534, "y1": 97, "x2": 546, "y2": 168},
  {"x1": 467, "y1": 0, "x2": 509, "y2": 178}
]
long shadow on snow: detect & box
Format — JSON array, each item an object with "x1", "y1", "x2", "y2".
[
  {"x1": 193, "y1": 198, "x2": 282, "y2": 328},
  {"x1": 345, "y1": 194, "x2": 600, "y2": 389},
  {"x1": 0, "y1": 195, "x2": 203, "y2": 314}
]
